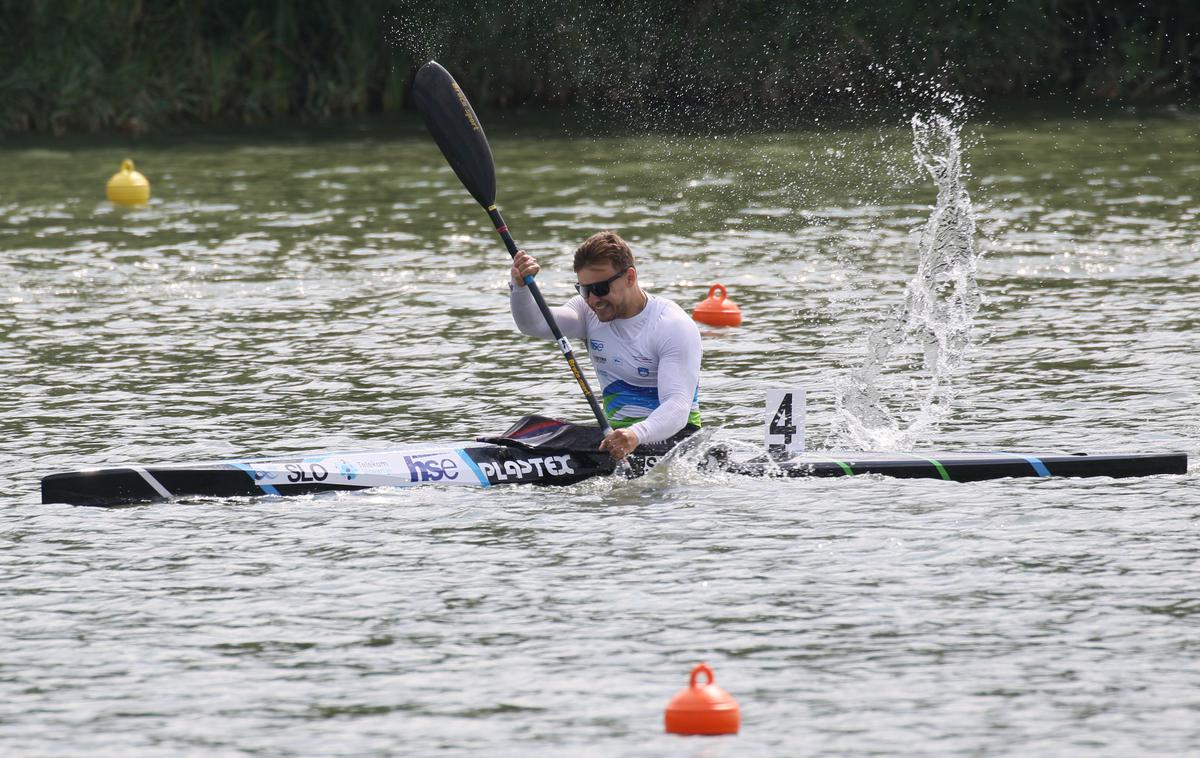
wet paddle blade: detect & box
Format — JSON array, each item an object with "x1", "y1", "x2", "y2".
[{"x1": 412, "y1": 60, "x2": 497, "y2": 209}]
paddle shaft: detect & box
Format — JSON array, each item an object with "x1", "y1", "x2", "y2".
[
  {"x1": 411, "y1": 61, "x2": 626, "y2": 463},
  {"x1": 487, "y1": 205, "x2": 615, "y2": 438}
]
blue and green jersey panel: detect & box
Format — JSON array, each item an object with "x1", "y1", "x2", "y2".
[{"x1": 602, "y1": 380, "x2": 702, "y2": 428}]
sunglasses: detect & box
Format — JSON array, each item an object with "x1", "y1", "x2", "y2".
[{"x1": 574, "y1": 268, "x2": 629, "y2": 299}]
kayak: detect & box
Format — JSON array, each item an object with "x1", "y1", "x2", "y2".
[{"x1": 40, "y1": 416, "x2": 1188, "y2": 507}]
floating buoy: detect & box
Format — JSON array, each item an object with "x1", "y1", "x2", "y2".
[
  {"x1": 106, "y1": 158, "x2": 150, "y2": 206},
  {"x1": 692, "y1": 283, "x2": 742, "y2": 327},
  {"x1": 664, "y1": 663, "x2": 740, "y2": 735}
]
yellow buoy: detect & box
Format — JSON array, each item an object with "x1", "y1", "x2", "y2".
[{"x1": 106, "y1": 158, "x2": 150, "y2": 206}]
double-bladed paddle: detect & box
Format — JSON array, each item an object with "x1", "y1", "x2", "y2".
[{"x1": 411, "y1": 60, "x2": 623, "y2": 462}]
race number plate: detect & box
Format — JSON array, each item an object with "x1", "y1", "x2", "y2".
[{"x1": 763, "y1": 388, "x2": 805, "y2": 455}]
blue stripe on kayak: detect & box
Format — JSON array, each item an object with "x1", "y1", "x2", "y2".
[
  {"x1": 456, "y1": 449, "x2": 490, "y2": 487},
  {"x1": 230, "y1": 462, "x2": 281, "y2": 495},
  {"x1": 1015, "y1": 454, "x2": 1051, "y2": 477}
]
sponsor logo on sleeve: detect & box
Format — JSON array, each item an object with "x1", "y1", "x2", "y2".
[{"x1": 590, "y1": 340, "x2": 604, "y2": 351}]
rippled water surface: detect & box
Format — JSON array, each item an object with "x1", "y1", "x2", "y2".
[{"x1": 3, "y1": 110, "x2": 1198, "y2": 755}]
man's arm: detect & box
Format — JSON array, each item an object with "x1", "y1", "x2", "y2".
[
  {"x1": 509, "y1": 250, "x2": 587, "y2": 339},
  {"x1": 627, "y1": 316, "x2": 702, "y2": 444}
]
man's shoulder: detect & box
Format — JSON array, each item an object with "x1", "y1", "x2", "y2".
[
  {"x1": 653, "y1": 295, "x2": 698, "y2": 323},
  {"x1": 646, "y1": 296, "x2": 701, "y2": 344},
  {"x1": 647, "y1": 294, "x2": 687, "y2": 319}
]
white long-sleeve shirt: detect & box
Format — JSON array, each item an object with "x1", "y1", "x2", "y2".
[{"x1": 510, "y1": 286, "x2": 702, "y2": 444}]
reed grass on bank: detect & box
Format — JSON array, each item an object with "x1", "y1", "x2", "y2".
[{"x1": 1, "y1": 0, "x2": 1196, "y2": 135}]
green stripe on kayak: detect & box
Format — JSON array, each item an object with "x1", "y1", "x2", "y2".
[
  {"x1": 913, "y1": 456, "x2": 951, "y2": 480},
  {"x1": 774, "y1": 456, "x2": 854, "y2": 475},
  {"x1": 809, "y1": 457, "x2": 853, "y2": 475}
]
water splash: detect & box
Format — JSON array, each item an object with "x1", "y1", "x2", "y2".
[{"x1": 836, "y1": 114, "x2": 981, "y2": 449}]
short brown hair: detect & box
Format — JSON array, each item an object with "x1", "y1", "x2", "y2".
[{"x1": 573, "y1": 231, "x2": 635, "y2": 272}]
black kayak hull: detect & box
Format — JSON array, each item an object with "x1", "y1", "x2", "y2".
[{"x1": 41, "y1": 439, "x2": 1187, "y2": 507}]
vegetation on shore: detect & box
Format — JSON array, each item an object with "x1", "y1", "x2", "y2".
[{"x1": 2, "y1": 0, "x2": 1196, "y2": 135}]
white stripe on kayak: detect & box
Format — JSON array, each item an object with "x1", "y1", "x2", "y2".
[{"x1": 131, "y1": 467, "x2": 172, "y2": 498}]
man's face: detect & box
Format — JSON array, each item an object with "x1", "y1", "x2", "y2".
[{"x1": 576, "y1": 263, "x2": 635, "y2": 322}]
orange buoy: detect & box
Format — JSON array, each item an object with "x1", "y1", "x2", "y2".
[
  {"x1": 664, "y1": 663, "x2": 740, "y2": 735},
  {"x1": 692, "y1": 283, "x2": 742, "y2": 327}
]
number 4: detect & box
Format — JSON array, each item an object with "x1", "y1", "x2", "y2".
[
  {"x1": 763, "y1": 389, "x2": 805, "y2": 455},
  {"x1": 769, "y1": 393, "x2": 797, "y2": 443}
]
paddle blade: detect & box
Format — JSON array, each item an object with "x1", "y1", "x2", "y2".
[{"x1": 412, "y1": 60, "x2": 497, "y2": 209}]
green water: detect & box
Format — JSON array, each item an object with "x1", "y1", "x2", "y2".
[{"x1": 1, "y1": 111, "x2": 1197, "y2": 755}]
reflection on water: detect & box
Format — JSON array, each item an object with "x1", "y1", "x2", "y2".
[{"x1": 1, "y1": 112, "x2": 1197, "y2": 754}]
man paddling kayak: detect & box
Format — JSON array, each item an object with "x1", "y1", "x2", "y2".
[{"x1": 510, "y1": 231, "x2": 702, "y2": 460}]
